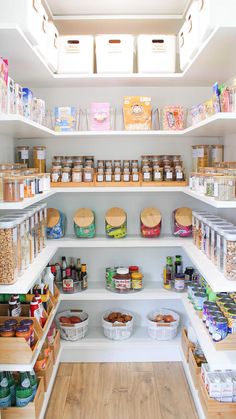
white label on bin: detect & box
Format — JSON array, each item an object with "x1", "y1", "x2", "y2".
[
  {"x1": 37, "y1": 150, "x2": 45, "y2": 160},
  {"x1": 20, "y1": 150, "x2": 29, "y2": 159},
  {"x1": 20, "y1": 184, "x2": 24, "y2": 199},
  {"x1": 65, "y1": 43, "x2": 80, "y2": 54},
  {"x1": 151, "y1": 42, "x2": 166, "y2": 54},
  {"x1": 13, "y1": 227, "x2": 17, "y2": 242}
]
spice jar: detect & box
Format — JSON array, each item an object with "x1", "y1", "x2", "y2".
[
  {"x1": 51, "y1": 167, "x2": 61, "y2": 183},
  {"x1": 131, "y1": 272, "x2": 143, "y2": 290},
  {"x1": 72, "y1": 168, "x2": 83, "y2": 183},
  {"x1": 105, "y1": 207, "x2": 127, "y2": 239},
  {"x1": 153, "y1": 167, "x2": 163, "y2": 182},
  {"x1": 142, "y1": 167, "x2": 152, "y2": 182},
  {"x1": 61, "y1": 167, "x2": 71, "y2": 183},
  {"x1": 3, "y1": 176, "x2": 24, "y2": 202},
  {"x1": 164, "y1": 167, "x2": 173, "y2": 181},
  {"x1": 16, "y1": 146, "x2": 30, "y2": 168},
  {"x1": 131, "y1": 171, "x2": 139, "y2": 182},
  {"x1": 122, "y1": 171, "x2": 130, "y2": 182},
  {"x1": 74, "y1": 208, "x2": 96, "y2": 238},
  {"x1": 105, "y1": 171, "x2": 112, "y2": 182},
  {"x1": 96, "y1": 172, "x2": 104, "y2": 182},
  {"x1": 33, "y1": 146, "x2": 46, "y2": 173},
  {"x1": 47, "y1": 208, "x2": 66, "y2": 239},
  {"x1": 114, "y1": 171, "x2": 121, "y2": 182},
  {"x1": 175, "y1": 166, "x2": 184, "y2": 181},
  {"x1": 173, "y1": 207, "x2": 192, "y2": 237},
  {"x1": 0, "y1": 218, "x2": 19, "y2": 284},
  {"x1": 140, "y1": 208, "x2": 162, "y2": 238},
  {"x1": 83, "y1": 167, "x2": 94, "y2": 183},
  {"x1": 214, "y1": 176, "x2": 236, "y2": 201},
  {"x1": 174, "y1": 274, "x2": 185, "y2": 292}
]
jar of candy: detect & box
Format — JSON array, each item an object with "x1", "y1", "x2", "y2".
[
  {"x1": 47, "y1": 208, "x2": 66, "y2": 239},
  {"x1": 173, "y1": 207, "x2": 192, "y2": 237},
  {"x1": 140, "y1": 208, "x2": 162, "y2": 238},
  {"x1": 74, "y1": 208, "x2": 95, "y2": 238},
  {"x1": 105, "y1": 207, "x2": 127, "y2": 239}
]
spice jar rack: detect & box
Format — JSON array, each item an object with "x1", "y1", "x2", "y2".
[{"x1": 51, "y1": 179, "x2": 188, "y2": 188}]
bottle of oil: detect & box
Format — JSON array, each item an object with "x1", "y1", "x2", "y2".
[
  {"x1": 81, "y1": 264, "x2": 88, "y2": 291},
  {"x1": 163, "y1": 256, "x2": 173, "y2": 290}
]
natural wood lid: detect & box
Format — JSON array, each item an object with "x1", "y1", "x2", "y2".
[
  {"x1": 47, "y1": 208, "x2": 60, "y2": 228},
  {"x1": 175, "y1": 207, "x2": 192, "y2": 227},
  {"x1": 105, "y1": 207, "x2": 126, "y2": 227},
  {"x1": 141, "y1": 208, "x2": 161, "y2": 228},
  {"x1": 73, "y1": 208, "x2": 94, "y2": 227}
]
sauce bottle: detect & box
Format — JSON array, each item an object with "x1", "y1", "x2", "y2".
[
  {"x1": 8, "y1": 296, "x2": 19, "y2": 317},
  {"x1": 163, "y1": 256, "x2": 173, "y2": 290},
  {"x1": 30, "y1": 298, "x2": 41, "y2": 324},
  {"x1": 81, "y1": 264, "x2": 88, "y2": 290},
  {"x1": 175, "y1": 255, "x2": 183, "y2": 275}
]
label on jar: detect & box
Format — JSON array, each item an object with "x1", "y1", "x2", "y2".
[
  {"x1": 166, "y1": 172, "x2": 173, "y2": 179},
  {"x1": 123, "y1": 174, "x2": 129, "y2": 182},
  {"x1": 114, "y1": 174, "x2": 121, "y2": 182},
  {"x1": 63, "y1": 278, "x2": 74, "y2": 292},
  {"x1": 154, "y1": 172, "x2": 161, "y2": 180},
  {"x1": 223, "y1": 238, "x2": 227, "y2": 254},
  {"x1": 216, "y1": 234, "x2": 221, "y2": 248},
  {"x1": 192, "y1": 148, "x2": 198, "y2": 158},
  {"x1": 52, "y1": 173, "x2": 59, "y2": 182},
  {"x1": 39, "y1": 179, "x2": 43, "y2": 192},
  {"x1": 62, "y1": 172, "x2": 69, "y2": 182},
  {"x1": 198, "y1": 148, "x2": 204, "y2": 158},
  {"x1": 105, "y1": 174, "x2": 112, "y2": 182},
  {"x1": 132, "y1": 173, "x2": 139, "y2": 182},
  {"x1": 31, "y1": 216, "x2": 34, "y2": 229},
  {"x1": 20, "y1": 223, "x2": 25, "y2": 237},
  {"x1": 13, "y1": 227, "x2": 17, "y2": 243},
  {"x1": 35, "y1": 213, "x2": 38, "y2": 224},
  {"x1": 97, "y1": 174, "x2": 103, "y2": 182},
  {"x1": 214, "y1": 182, "x2": 219, "y2": 197},
  {"x1": 31, "y1": 180, "x2": 35, "y2": 195},
  {"x1": 84, "y1": 172, "x2": 92, "y2": 181},
  {"x1": 174, "y1": 279, "x2": 185, "y2": 291},
  {"x1": 40, "y1": 210, "x2": 43, "y2": 221},
  {"x1": 176, "y1": 172, "x2": 183, "y2": 179},
  {"x1": 37, "y1": 150, "x2": 45, "y2": 160},
  {"x1": 143, "y1": 172, "x2": 150, "y2": 180},
  {"x1": 20, "y1": 150, "x2": 29, "y2": 159},
  {"x1": 20, "y1": 183, "x2": 24, "y2": 199},
  {"x1": 26, "y1": 219, "x2": 30, "y2": 232}
]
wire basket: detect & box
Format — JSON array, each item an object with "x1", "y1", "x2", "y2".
[
  {"x1": 102, "y1": 309, "x2": 134, "y2": 341},
  {"x1": 56, "y1": 309, "x2": 89, "y2": 341},
  {"x1": 147, "y1": 308, "x2": 180, "y2": 341}
]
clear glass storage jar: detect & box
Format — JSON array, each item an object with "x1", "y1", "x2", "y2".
[
  {"x1": 33, "y1": 146, "x2": 46, "y2": 173},
  {"x1": 9, "y1": 213, "x2": 30, "y2": 275},
  {"x1": 0, "y1": 218, "x2": 19, "y2": 284},
  {"x1": 61, "y1": 167, "x2": 72, "y2": 183},
  {"x1": 210, "y1": 220, "x2": 232, "y2": 265},
  {"x1": 72, "y1": 168, "x2": 83, "y2": 183},
  {"x1": 51, "y1": 167, "x2": 61, "y2": 183},
  {"x1": 201, "y1": 215, "x2": 221, "y2": 255},
  {"x1": 223, "y1": 231, "x2": 236, "y2": 280},
  {"x1": 3, "y1": 176, "x2": 24, "y2": 202},
  {"x1": 16, "y1": 146, "x2": 30, "y2": 168}
]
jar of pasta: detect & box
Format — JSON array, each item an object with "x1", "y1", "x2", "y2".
[
  {"x1": 0, "y1": 218, "x2": 19, "y2": 284},
  {"x1": 33, "y1": 146, "x2": 46, "y2": 173}
]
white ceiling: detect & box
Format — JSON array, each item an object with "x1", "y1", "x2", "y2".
[{"x1": 46, "y1": 0, "x2": 190, "y2": 16}]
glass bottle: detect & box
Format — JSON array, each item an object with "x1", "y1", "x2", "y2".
[
  {"x1": 28, "y1": 370, "x2": 37, "y2": 400},
  {"x1": 0, "y1": 372, "x2": 11, "y2": 408},
  {"x1": 61, "y1": 257, "x2": 67, "y2": 280},
  {"x1": 16, "y1": 372, "x2": 33, "y2": 407},
  {"x1": 175, "y1": 255, "x2": 183, "y2": 275},
  {"x1": 6, "y1": 371, "x2": 15, "y2": 405},
  {"x1": 81, "y1": 264, "x2": 88, "y2": 291}
]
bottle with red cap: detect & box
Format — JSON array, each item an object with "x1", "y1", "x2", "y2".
[
  {"x1": 29, "y1": 297, "x2": 41, "y2": 325},
  {"x1": 34, "y1": 293, "x2": 45, "y2": 327}
]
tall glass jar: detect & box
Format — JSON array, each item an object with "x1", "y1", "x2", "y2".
[
  {"x1": 214, "y1": 176, "x2": 236, "y2": 201},
  {"x1": 33, "y1": 146, "x2": 46, "y2": 173},
  {"x1": 10, "y1": 212, "x2": 31, "y2": 274},
  {"x1": 3, "y1": 176, "x2": 24, "y2": 202},
  {"x1": 223, "y1": 231, "x2": 236, "y2": 280},
  {"x1": 16, "y1": 146, "x2": 30, "y2": 168}
]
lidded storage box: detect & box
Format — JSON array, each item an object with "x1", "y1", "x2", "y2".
[
  {"x1": 35, "y1": 3, "x2": 48, "y2": 59},
  {"x1": 58, "y1": 36, "x2": 94, "y2": 74},
  {"x1": 140, "y1": 208, "x2": 162, "y2": 238},
  {"x1": 0, "y1": 218, "x2": 19, "y2": 284},
  {"x1": 137, "y1": 35, "x2": 176, "y2": 73},
  {"x1": 0, "y1": 0, "x2": 45, "y2": 45},
  {"x1": 47, "y1": 21, "x2": 59, "y2": 72},
  {"x1": 74, "y1": 208, "x2": 96, "y2": 238},
  {"x1": 96, "y1": 35, "x2": 134, "y2": 74},
  {"x1": 198, "y1": 0, "x2": 236, "y2": 42}
]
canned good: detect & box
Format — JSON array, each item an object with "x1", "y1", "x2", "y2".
[
  {"x1": 212, "y1": 316, "x2": 228, "y2": 341},
  {"x1": 206, "y1": 308, "x2": 221, "y2": 329},
  {"x1": 184, "y1": 267, "x2": 194, "y2": 281},
  {"x1": 222, "y1": 303, "x2": 236, "y2": 317},
  {"x1": 216, "y1": 297, "x2": 233, "y2": 309},
  {"x1": 106, "y1": 267, "x2": 117, "y2": 289},
  {"x1": 227, "y1": 308, "x2": 236, "y2": 333},
  {"x1": 202, "y1": 302, "x2": 218, "y2": 323},
  {"x1": 194, "y1": 292, "x2": 207, "y2": 311}
]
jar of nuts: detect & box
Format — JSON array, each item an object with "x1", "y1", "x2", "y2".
[{"x1": 0, "y1": 218, "x2": 19, "y2": 284}]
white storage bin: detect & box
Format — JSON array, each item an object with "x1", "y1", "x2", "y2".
[
  {"x1": 35, "y1": 3, "x2": 49, "y2": 59},
  {"x1": 102, "y1": 309, "x2": 134, "y2": 341},
  {"x1": 96, "y1": 35, "x2": 134, "y2": 74},
  {"x1": 185, "y1": 0, "x2": 200, "y2": 60},
  {"x1": 0, "y1": 0, "x2": 44, "y2": 46},
  {"x1": 137, "y1": 35, "x2": 176, "y2": 73},
  {"x1": 58, "y1": 35, "x2": 94, "y2": 74},
  {"x1": 56, "y1": 310, "x2": 89, "y2": 341},
  {"x1": 147, "y1": 309, "x2": 180, "y2": 341},
  {"x1": 47, "y1": 21, "x2": 59, "y2": 72},
  {"x1": 198, "y1": 0, "x2": 236, "y2": 43},
  {"x1": 178, "y1": 21, "x2": 191, "y2": 71}
]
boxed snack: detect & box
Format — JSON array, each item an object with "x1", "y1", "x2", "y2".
[
  {"x1": 23, "y1": 88, "x2": 33, "y2": 119},
  {"x1": 123, "y1": 96, "x2": 152, "y2": 131},
  {"x1": 53, "y1": 107, "x2": 79, "y2": 132},
  {"x1": 86, "y1": 103, "x2": 115, "y2": 131}
]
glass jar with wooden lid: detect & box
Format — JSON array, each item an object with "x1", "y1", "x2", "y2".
[
  {"x1": 33, "y1": 146, "x2": 46, "y2": 173},
  {"x1": 74, "y1": 208, "x2": 96, "y2": 238},
  {"x1": 140, "y1": 207, "x2": 162, "y2": 237},
  {"x1": 105, "y1": 207, "x2": 127, "y2": 238},
  {"x1": 3, "y1": 175, "x2": 24, "y2": 202}
]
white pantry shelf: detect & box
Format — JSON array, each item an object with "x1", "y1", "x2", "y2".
[
  {"x1": 0, "y1": 25, "x2": 236, "y2": 87},
  {"x1": 60, "y1": 282, "x2": 181, "y2": 301},
  {"x1": 0, "y1": 190, "x2": 55, "y2": 210},
  {"x1": 1, "y1": 112, "x2": 236, "y2": 139},
  {"x1": 0, "y1": 247, "x2": 57, "y2": 294},
  {"x1": 39, "y1": 351, "x2": 61, "y2": 419},
  {"x1": 183, "y1": 188, "x2": 236, "y2": 208}
]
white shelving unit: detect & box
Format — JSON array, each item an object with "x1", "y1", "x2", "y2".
[{"x1": 1, "y1": 112, "x2": 236, "y2": 139}]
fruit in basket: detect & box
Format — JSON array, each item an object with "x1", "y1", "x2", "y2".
[
  {"x1": 105, "y1": 312, "x2": 132, "y2": 324},
  {"x1": 59, "y1": 316, "x2": 71, "y2": 324},
  {"x1": 70, "y1": 316, "x2": 82, "y2": 324},
  {"x1": 152, "y1": 314, "x2": 175, "y2": 323},
  {"x1": 163, "y1": 315, "x2": 175, "y2": 323}
]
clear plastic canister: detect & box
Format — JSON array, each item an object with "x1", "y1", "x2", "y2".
[
  {"x1": 215, "y1": 224, "x2": 235, "y2": 272},
  {"x1": 202, "y1": 215, "x2": 222, "y2": 256},
  {"x1": 223, "y1": 231, "x2": 236, "y2": 280},
  {"x1": 210, "y1": 221, "x2": 232, "y2": 265},
  {"x1": 0, "y1": 218, "x2": 19, "y2": 284}
]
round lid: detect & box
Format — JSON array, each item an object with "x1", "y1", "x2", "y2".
[
  {"x1": 117, "y1": 268, "x2": 129, "y2": 275},
  {"x1": 175, "y1": 207, "x2": 192, "y2": 227},
  {"x1": 105, "y1": 207, "x2": 126, "y2": 227},
  {"x1": 16, "y1": 325, "x2": 29, "y2": 332},
  {"x1": 140, "y1": 208, "x2": 161, "y2": 228},
  {"x1": 73, "y1": 208, "x2": 94, "y2": 227},
  {"x1": 20, "y1": 319, "x2": 33, "y2": 326},
  {"x1": 47, "y1": 208, "x2": 60, "y2": 228},
  {"x1": 0, "y1": 325, "x2": 14, "y2": 332}
]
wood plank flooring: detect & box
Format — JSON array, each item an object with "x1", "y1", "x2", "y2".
[{"x1": 45, "y1": 362, "x2": 198, "y2": 419}]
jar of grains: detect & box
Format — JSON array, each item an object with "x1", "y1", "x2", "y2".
[{"x1": 0, "y1": 218, "x2": 19, "y2": 284}]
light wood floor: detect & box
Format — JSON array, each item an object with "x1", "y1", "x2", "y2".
[{"x1": 46, "y1": 362, "x2": 198, "y2": 419}]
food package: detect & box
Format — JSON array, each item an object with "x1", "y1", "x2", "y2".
[{"x1": 123, "y1": 96, "x2": 152, "y2": 130}]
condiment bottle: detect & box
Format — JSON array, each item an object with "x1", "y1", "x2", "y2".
[
  {"x1": 175, "y1": 255, "x2": 183, "y2": 275},
  {"x1": 163, "y1": 256, "x2": 174, "y2": 290},
  {"x1": 34, "y1": 293, "x2": 45, "y2": 327},
  {"x1": 43, "y1": 265, "x2": 54, "y2": 295},
  {"x1": 81, "y1": 264, "x2": 88, "y2": 290},
  {"x1": 30, "y1": 298, "x2": 41, "y2": 325},
  {"x1": 16, "y1": 372, "x2": 33, "y2": 407},
  {"x1": 61, "y1": 256, "x2": 67, "y2": 279},
  {"x1": 8, "y1": 296, "x2": 19, "y2": 317}
]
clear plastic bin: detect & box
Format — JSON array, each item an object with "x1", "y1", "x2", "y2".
[
  {"x1": 223, "y1": 231, "x2": 236, "y2": 280},
  {"x1": 215, "y1": 224, "x2": 235, "y2": 272},
  {"x1": 0, "y1": 218, "x2": 19, "y2": 284}
]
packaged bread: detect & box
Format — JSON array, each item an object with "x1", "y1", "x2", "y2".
[{"x1": 123, "y1": 96, "x2": 152, "y2": 130}]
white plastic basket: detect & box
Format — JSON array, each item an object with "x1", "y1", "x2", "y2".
[
  {"x1": 102, "y1": 309, "x2": 134, "y2": 341},
  {"x1": 147, "y1": 309, "x2": 180, "y2": 341},
  {"x1": 56, "y1": 309, "x2": 89, "y2": 341},
  {"x1": 58, "y1": 35, "x2": 94, "y2": 74},
  {"x1": 96, "y1": 35, "x2": 134, "y2": 74},
  {"x1": 137, "y1": 35, "x2": 176, "y2": 73}
]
